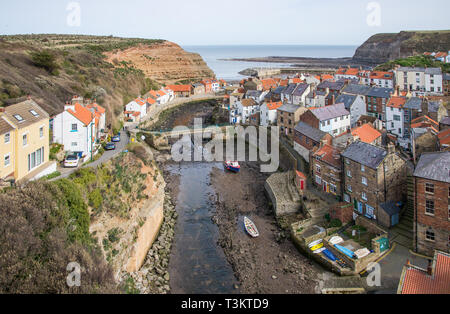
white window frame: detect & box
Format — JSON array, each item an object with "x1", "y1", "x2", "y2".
[
  {"x1": 362, "y1": 192, "x2": 368, "y2": 201},
  {"x1": 362, "y1": 177, "x2": 368, "y2": 186},
  {"x1": 22, "y1": 133, "x2": 28, "y2": 147},
  {"x1": 4, "y1": 132, "x2": 10, "y2": 144},
  {"x1": 4, "y1": 153, "x2": 11, "y2": 167}
]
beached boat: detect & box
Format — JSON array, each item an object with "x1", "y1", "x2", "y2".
[
  {"x1": 224, "y1": 161, "x2": 240, "y2": 173},
  {"x1": 329, "y1": 236, "x2": 344, "y2": 245},
  {"x1": 322, "y1": 248, "x2": 337, "y2": 261},
  {"x1": 308, "y1": 239, "x2": 324, "y2": 252},
  {"x1": 334, "y1": 244, "x2": 356, "y2": 259},
  {"x1": 244, "y1": 217, "x2": 259, "y2": 238}
]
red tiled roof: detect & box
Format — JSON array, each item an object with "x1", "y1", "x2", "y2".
[
  {"x1": 351, "y1": 123, "x2": 382, "y2": 144},
  {"x1": 261, "y1": 78, "x2": 278, "y2": 90},
  {"x1": 321, "y1": 74, "x2": 334, "y2": 81},
  {"x1": 370, "y1": 71, "x2": 393, "y2": 80},
  {"x1": 166, "y1": 85, "x2": 191, "y2": 92},
  {"x1": 313, "y1": 144, "x2": 341, "y2": 169},
  {"x1": 147, "y1": 97, "x2": 156, "y2": 105},
  {"x1": 67, "y1": 103, "x2": 94, "y2": 126},
  {"x1": 411, "y1": 116, "x2": 439, "y2": 131},
  {"x1": 387, "y1": 96, "x2": 407, "y2": 109},
  {"x1": 135, "y1": 98, "x2": 146, "y2": 106},
  {"x1": 279, "y1": 79, "x2": 289, "y2": 86},
  {"x1": 266, "y1": 101, "x2": 283, "y2": 111},
  {"x1": 400, "y1": 251, "x2": 450, "y2": 294},
  {"x1": 296, "y1": 170, "x2": 307, "y2": 180},
  {"x1": 438, "y1": 128, "x2": 450, "y2": 146},
  {"x1": 86, "y1": 103, "x2": 106, "y2": 114},
  {"x1": 435, "y1": 52, "x2": 448, "y2": 58}
]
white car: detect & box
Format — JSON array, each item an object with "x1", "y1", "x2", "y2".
[{"x1": 64, "y1": 154, "x2": 80, "y2": 168}]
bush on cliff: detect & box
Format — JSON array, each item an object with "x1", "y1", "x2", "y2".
[{"x1": 0, "y1": 181, "x2": 118, "y2": 293}]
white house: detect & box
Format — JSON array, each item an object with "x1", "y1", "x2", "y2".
[
  {"x1": 310, "y1": 103, "x2": 351, "y2": 136},
  {"x1": 395, "y1": 67, "x2": 443, "y2": 95},
  {"x1": 229, "y1": 99, "x2": 259, "y2": 125},
  {"x1": 260, "y1": 101, "x2": 282, "y2": 126},
  {"x1": 85, "y1": 102, "x2": 106, "y2": 138},
  {"x1": 425, "y1": 68, "x2": 443, "y2": 95},
  {"x1": 292, "y1": 83, "x2": 311, "y2": 105},
  {"x1": 125, "y1": 97, "x2": 147, "y2": 121},
  {"x1": 369, "y1": 71, "x2": 394, "y2": 88},
  {"x1": 53, "y1": 102, "x2": 96, "y2": 158},
  {"x1": 335, "y1": 94, "x2": 367, "y2": 128},
  {"x1": 211, "y1": 80, "x2": 221, "y2": 92},
  {"x1": 385, "y1": 96, "x2": 407, "y2": 139}
]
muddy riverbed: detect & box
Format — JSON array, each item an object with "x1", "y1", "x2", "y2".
[{"x1": 150, "y1": 99, "x2": 322, "y2": 293}]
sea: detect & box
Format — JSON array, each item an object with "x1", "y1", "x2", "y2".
[{"x1": 182, "y1": 45, "x2": 358, "y2": 81}]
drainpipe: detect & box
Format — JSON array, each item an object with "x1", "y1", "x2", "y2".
[{"x1": 414, "y1": 176, "x2": 418, "y2": 252}]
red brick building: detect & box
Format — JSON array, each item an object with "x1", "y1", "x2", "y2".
[
  {"x1": 413, "y1": 152, "x2": 450, "y2": 256},
  {"x1": 310, "y1": 144, "x2": 342, "y2": 198},
  {"x1": 329, "y1": 203, "x2": 354, "y2": 224}
]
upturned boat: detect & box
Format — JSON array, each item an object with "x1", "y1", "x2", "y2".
[{"x1": 244, "y1": 217, "x2": 259, "y2": 238}]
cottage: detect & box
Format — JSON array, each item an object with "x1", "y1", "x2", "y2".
[
  {"x1": 166, "y1": 84, "x2": 191, "y2": 98},
  {"x1": 260, "y1": 101, "x2": 282, "y2": 126},
  {"x1": 386, "y1": 96, "x2": 407, "y2": 138},
  {"x1": 366, "y1": 87, "x2": 393, "y2": 122},
  {"x1": 299, "y1": 103, "x2": 350, "y2": 137},
  {"x1": 291, "y1": 83, "x2": 310, "y2": 105},
  {"x1": 395, "y1": 67, "x2": 443, "y2": 96},
  {"x1": 53, "y1": 102, "x2": 96, "y2": 159},
  {"x1": 413, "y1": 152, "x2": 450, "y2": 256},
  {"x1": 125, "y1": 97, "x2": 147, "y2": 121},
  {"x1": 351, "y1": 123, "x2": 382, "y2": 146},
  {"x1": 277, "y1": 104, "x2": 307, "y2": 139},
  {"x1": 335, "y1": 94, "x2": 367, "y2": 128},
  {"x1": 229, "y1": 98, "x2": 259, "y2": 125},
  {"x1": 310, "y1": 144, "x2": 342, "y2": 197},
  {"x1": 293, "y1": 121, "x2": 332, "y2": 161}
]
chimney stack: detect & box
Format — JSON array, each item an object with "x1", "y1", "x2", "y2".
[
  {"x1": 0, "y1": 107, "x2": 5, "y2": 113},
  {"x1": 427, "y1": 260, "x2": 433, "y2": 276},
  {"x1": 387, "y1": 143, "x2": 395, "y2": 155}
]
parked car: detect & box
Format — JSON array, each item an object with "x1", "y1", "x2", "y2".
[
  {"x1": 105, "y1": 142, "x2": 116, "y2": 151},
  {"x1": 112, "y1": 134, "x2": 121, "y2": 142},
  {"x1": 64, "y1": 154, "x2": 80, "y2": 168}
]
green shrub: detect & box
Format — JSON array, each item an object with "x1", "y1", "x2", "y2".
[
  {"x1": 330, "y1": 219, "x2": 342, "y2": 228},
  {"x1": 30, "y1": 50, "x2": 59, "y2": 74},
  {"x1": 88, "y1": 188, "x2": 103, "y2": 209}
]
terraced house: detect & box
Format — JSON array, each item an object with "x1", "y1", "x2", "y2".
[
  {"x1": 310, "y1": 144, "x2": 342, "y2": 198},
  {"x1": 0, "y1": 99, "x2": 55, "y2": 182},
  {"x1": 341, "y1": 141, "x2": 408, "y2": 228},
  {"x1": 366, "y1": 87, "x2": 394, "y2": 122},
  {"x1": 413, "y1": 152, "x2": 450, "y2": 256}
]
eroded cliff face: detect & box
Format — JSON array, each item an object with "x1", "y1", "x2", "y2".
[
  {"x1": 89, "y1": 149, "x2": 166, "y2": 277},
  {"x1": 105, "y1": 41, "x2": 215, "y2": 84},
  {"x1": 353, "y1": 31, "x2": 450, "y2": 64}
]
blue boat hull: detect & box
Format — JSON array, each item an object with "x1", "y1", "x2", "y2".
[
  {"x1": 322, "y1": 249, "x2": 337, "y2": 262},
  {"x1": 334, "y1": 244, "x2": 355, "y2": 259},
  {"x1": 225, "y1": 165, "x2": 240, "y2": 173}
]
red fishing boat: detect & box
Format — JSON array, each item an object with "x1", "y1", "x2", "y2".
[{"x1": 224, "y1": 161, "x2": 240, "y2": 173}]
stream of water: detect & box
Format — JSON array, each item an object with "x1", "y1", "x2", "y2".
[{"x1": 167, "y1": 161, "x2": 238, "y2": 294}]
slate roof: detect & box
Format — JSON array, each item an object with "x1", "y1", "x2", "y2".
[
  {"x1": 310, "y1": 103, "x2": 349, "y2": 121},
  {"x1": 425, "y1": 68, "x2": 442, "y2": 75},
  {"x1": 273, "y1": 86, "x2": 286, "y2": 94},
  {"x1": 398, "y1": 67, "x2": 426, "y2": 72},
  {"x1": 0, "y1": 116, "x2": 15, "y2": 135},
  {"x1": 440, "y1": 116, "x2": 450, "y2": 125},
  {"x1": 444, "y1": 73, "x2": 450, "y2": 81},
  {"x1": 380, "y1": 202, "x2": 401, "y2": 216},
  {"x1": 404, "y1": 97, "x2": 423, "y2": 110},
  {"x1": 246, "y1": 90, "x2": 262, "y2": 99},
  {"x1": 317, "y1": 80, "x2": 345, "y2": 91},
  {"x1": 342, "y1": 84, "x2": 371, "y2": 96},
  {"x1": 292, "y1": 83, "x2": 309, "y2": 96},
  {"x1": 341, "y1": 141, "x2": 387, "y2": 169},
  {"x1": 367, "y1": 87, "x2": 393, "y2": 98},
  {"x1": 428, "y1": 101, "x2": 440, "y2": 113},
  {"x1": 282, "y1": 84, "x2": 297, "y2": 95},
  {"x1": 3, "y1": 99, "x2": 49, "y2": 129},
  {"x1": 278, "y1": 103, "x2": 302, "y2": 113},
  {"x1": 335, "y1": 94, "x2": 357, "y2": 110},
  {"x1": 294, "y1": 121, "x2": 328, "y2": 142},
  {"x1": 413, "y1": 152, "x2": 450, "y2": 183}
]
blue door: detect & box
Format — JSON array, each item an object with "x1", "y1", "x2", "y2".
[
  {"x1": 357, "y1": 202, "x2": 363, "y2": 214},
  {"x1": 391, "y1": 213, "x2": 399, "y2": 226}
]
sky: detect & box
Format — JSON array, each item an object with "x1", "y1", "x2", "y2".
[{"x1": 0, "y1": 0, "x2": 449, "y2": 46}]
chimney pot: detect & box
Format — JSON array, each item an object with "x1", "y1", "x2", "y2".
[{"x1": 427, "y1": 260, "x2": 433, "y2": 276}]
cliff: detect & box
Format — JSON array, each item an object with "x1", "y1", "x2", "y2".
[
  {"x1": 104, "y1": 41, "x2": 215, "y2": 84},
  {"x1": 353, "y1": 31, "x2": 450, "y2": 65},
  {"x1": 0, "y1": 35, "x2": 214, "y2": 128}
]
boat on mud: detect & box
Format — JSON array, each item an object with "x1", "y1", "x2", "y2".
[
  {"x1": 224, "y1": 161, "x2": 240, "y2": 173},
  {"x1": 244, "y1": 217, "x2": 259, "y2": 238}
]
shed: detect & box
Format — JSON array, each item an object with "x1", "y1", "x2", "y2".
[{"x1": 379, "y1": 202, "x2": 401, "y2": 228}]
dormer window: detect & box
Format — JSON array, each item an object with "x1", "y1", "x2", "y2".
[{"x1": 14, "y1": 114, "x2": 24, "y2": 122}]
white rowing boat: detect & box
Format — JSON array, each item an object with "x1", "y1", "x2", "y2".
[{"x1": 244, "y1": 217, "x2": 259, "y2": 238}]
